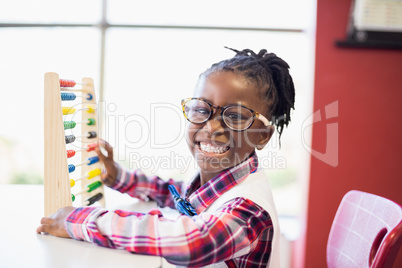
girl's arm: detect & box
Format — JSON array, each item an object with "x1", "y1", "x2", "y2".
[
  {"x1": 96, "y1": 139, "x2": 182, "y2": 209},
  {"x1": 64, "y1": 197, "x2": 273, "y2": 267},
  {"x1": 111, "y1": 167, "x2": 181, "y2": 209}
]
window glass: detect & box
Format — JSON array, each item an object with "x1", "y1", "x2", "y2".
[
  {"x1": 0, "y1": 1, "x2": 316, "y2": 219},
  {"x1": 0, "y1": 0, "x2": 101, "y2": 24},
  {"x1": 108, "y1": 0, "x2": 314, "y2": 29},
  {"x1": 0, "y1": 28, "x2": 100, "y2": 184}
]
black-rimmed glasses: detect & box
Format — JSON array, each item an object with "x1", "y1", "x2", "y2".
[{"x1": 181, "y1": 98, "x2": 270, "y2": 131}]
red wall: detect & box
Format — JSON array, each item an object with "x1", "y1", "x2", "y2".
[{"x1": 304, "y1": 0, "x2": 402, "y2": 267}]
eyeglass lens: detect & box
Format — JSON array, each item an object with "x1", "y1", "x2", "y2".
[{"x1": 183, "y1": 99, "x2": 254, "y2": 130}]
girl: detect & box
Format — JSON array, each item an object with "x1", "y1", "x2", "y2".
[{"x1": 37, "y1": 47, "x2": 295, "y2": 267}]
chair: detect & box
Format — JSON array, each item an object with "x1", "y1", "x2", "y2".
[{"x1": 327, "y1": 190, "x2": 402, "y2": 268}]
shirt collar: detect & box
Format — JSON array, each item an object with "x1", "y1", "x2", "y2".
[{"x1": 185, "y1": 152, "x2": 259, "y2": 214}]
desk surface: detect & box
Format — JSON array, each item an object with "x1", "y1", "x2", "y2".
[{"x1": 0, "y1": 184, "x2": 175, "y2": 268}]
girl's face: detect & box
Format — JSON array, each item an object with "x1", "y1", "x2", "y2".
[{"x1": 186, "y1": 71, "x2": 274, "y2": 183}]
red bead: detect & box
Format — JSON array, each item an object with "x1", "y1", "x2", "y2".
[
  {"x1": 87, "y1": 143, "x2": 97, "y2": 152},
  {"x1": 67, "y1": 149, "x2": 76, "y2": 158},
  {"x1": 60, "y1": 79, "x2": 76, "y2": 87}
]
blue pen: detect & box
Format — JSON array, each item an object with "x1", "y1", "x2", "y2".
[{"x1": 168, "y1": 185, "x2": 197, "y2": 217}]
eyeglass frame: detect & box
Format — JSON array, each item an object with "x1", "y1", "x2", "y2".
[{"x1": 181, "y1": 97, "x2": 271, "y2": 132}]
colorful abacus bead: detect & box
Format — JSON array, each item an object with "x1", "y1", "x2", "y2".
[
  {"x1": 68, "y1": 164, "x2": 75, "y2": 173},
  {"x1": 61, "y1": 92, "x2": 92, "y2": 101},
  {"x1": 68, "y1": 157, "x2": 100, "y2": 173},
  {"x1": 67, "y1": 150, "x2": 76, "y2": 158},
  {"x1": 87, "y1": 168, "x2": 101, "y2": 179},
  {"x1": 64, "y1": 121, "x2": 77, "y2": 130},
  {"x1": 64, "y1": 119, "x2": 95, "y2": 128},
  {"x1": 61, "y1": 92, "x2": 76, "y2": 101},
  {"x1": 60, "y1": 79, "x2": 76, "y2": 87},
  {"x1": 65, "y1": 135, "x2": 76, "y2": 144},
  {"x1": 62, "y1": 107, "x2": 76, "y2": 115},
  {"x1": 66, "y1": 143, "x2": 97, "y2": 158},
  {"x1": 86, "y1": 118, "x2": 96, "y2": 125},
  {"x1": 86, "y1": 106, "x2": 95, "y2": 113},
  {"x1": 87, "y1": 156, "x2": 99, "y2": 165},
  {"x1": 87, "y1": 131, "x2": 97, "y2": 139},
  {"x1": 84, "y1": 193, "x2": 103, "y2": 206},
  {"x1": 71, "y1": 180, "x2": 102, "y2": 201},
  {"x1": 86, "y1": 143, "x2": 97, "y2": 152},
  {"x1": 71, "y1": 168, "x2": 102, "y2": 185}
]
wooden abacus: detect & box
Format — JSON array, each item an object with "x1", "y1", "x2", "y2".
[{"x1": 44, "y1": 72, "x2": 105, "y2": 216}]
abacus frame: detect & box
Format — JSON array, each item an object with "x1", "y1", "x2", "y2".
[{"x1": 44, "y1": 72, "x2": 105, "y2": 216}]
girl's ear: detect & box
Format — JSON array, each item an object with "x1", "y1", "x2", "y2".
[{"x1": 256, "y1": 125, "x2": 275, "y2": 150}]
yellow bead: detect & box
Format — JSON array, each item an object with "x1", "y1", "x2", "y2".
[
  {"x1": 86, "y1": 106, "x2": 95, "y2": 113},
  {"x1": 87, "y1": 168, "x2": 101, "y2": 179},
  {"x1": 62, "y1": 107, "x2": 76, "y2": 115},
  {"x1": 70, "y1": 179, "x2": 75, "y2": 187}
]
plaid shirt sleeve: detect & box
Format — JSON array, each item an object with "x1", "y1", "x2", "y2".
[
  {"x1": 109, "y1": 164, "x2": 183, "y2": 209},
  {"x1": 65, "y1": 197, "x2": 273, "y2": 267}
]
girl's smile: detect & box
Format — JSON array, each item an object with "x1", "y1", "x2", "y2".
[{"x1": 198, "y1": 141, "x2": 230, "y2": 155}]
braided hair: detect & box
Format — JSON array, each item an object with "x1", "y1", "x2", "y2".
[{"x1": 201, "y1": 47, "x2": 295, "y2": 143}]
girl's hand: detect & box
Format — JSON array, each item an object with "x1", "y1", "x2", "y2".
[
  {"x1": 36, "y1": 206, "x2": 75, "y2": 238},
  {"x1": 95, "y1": 139, "x2": 118, "y2": 187}
]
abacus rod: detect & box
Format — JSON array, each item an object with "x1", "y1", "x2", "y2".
[
  {"x1": 76, "y1": 119, "x2": 95, "y2": 124},
  {"x1": 75, "y1": 132, "x2": 97, "y2": 139},
  {"x1": 73, "y1": 177, "x2": 85, "y2": 183},
  {"x1": 74, "y1": 157, "x2": 99, "y2": 168},
  {"x1": 72, "y1": 181, "x2": 102, "y2": 197},
  {"x1": 73, "y1": 143, "x2": 97, "y2": 153},
  {"x1": 75, "y1": 168, "x2": 101, "y2": 181},
  {"x1": 75, "y1": 148, "x2": 90, "y2": 152},
  {"x1": 74, "y1": 188, "x2": 89, "y2": 196},
  {"x1": 66, "y1": 95, "x2": 88, "y2": 98},
  {"x1": 62, "y1": 107, "x2": 96, "y2": 113},
  {"x1": 73, "y1": 175, "x2": 93, "y2": 184},
  {"x1": 68, "y1": 82, "x2": 86, "y2": 85},
  {"x1": 60, "y1": 88, "x2": 87, "y2": 92},
  {"x1": 75, "y1": 161, "x2": 89, "y2": 168},
  {"x1": 60, "y1": 82, "x2": 87, "y2": 86},
  {"x1": 64, "y1": 119, "x2": 94, "y2": 126}
]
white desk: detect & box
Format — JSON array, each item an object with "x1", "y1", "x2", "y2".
[{"x1": 0, "y1": 185, "x2": 176, "y2": 268}]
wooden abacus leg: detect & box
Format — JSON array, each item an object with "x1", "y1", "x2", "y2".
[
  {"x1": 80, "y1": 77, "x2": 105, "y2": 207},
  {"x1": 44, "y1": 72, "x2": 72, "y2": 216}
]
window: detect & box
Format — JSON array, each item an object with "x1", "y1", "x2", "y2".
[{"x1": 0, "y1": 1, "x2": 315, "y2": 223}]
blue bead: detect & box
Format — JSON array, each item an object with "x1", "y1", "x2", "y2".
[
  {"x1": 87, "y1": 156, "x2": 99, "y2": 165},
  {"x1": 61, "y1": 92, "x2": 76, "y2": 101},
  {"x1": 68, "y1": 164, "x2": 76, "y2": 173}
]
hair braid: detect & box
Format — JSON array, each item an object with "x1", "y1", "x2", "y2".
[{"x1": 201, "y1": 47, "x2": 296, "y2": 143}]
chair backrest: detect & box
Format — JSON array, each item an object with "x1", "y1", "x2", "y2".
[{"x1": 327, "y1": 190, "x2": 402, "y2": 268}]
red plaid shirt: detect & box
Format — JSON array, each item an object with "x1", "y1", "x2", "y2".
[{"x1": 65, "y1": 153, "x2": 274, "y2": 267}]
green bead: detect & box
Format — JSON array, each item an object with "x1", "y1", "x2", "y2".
[
  {"x1": 87, "y1": 118, "x2": 96, "y2": 125},
  {"x1": 86, "y1": 181, "x2": 102, "y2": 192},
  {"x1": 64, "y1": 121, "x2": 76, "y2": 130},
  {"x1": 71, "y1": 194, "x2": 75, "y2": 202}
]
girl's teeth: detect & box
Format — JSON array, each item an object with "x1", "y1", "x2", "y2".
[{"x1": 199, "y1": 142, "x2": 229, "y2": 154}]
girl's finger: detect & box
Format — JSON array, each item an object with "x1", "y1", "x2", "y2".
[
  {"x1": 102, "y1": 140, "x2": 114, "y2": 159},
  {"x1": 40, "y1": 217, "x2": 54, "y2": 225},
  {"x1": 95, "y1": 146, "x2": 107, "y2": 162},
  {"x1": 36, "y1": 224, "x2": 45, "y2": 233}
]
